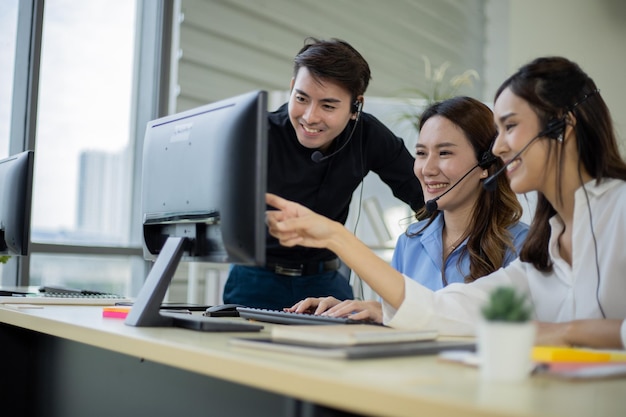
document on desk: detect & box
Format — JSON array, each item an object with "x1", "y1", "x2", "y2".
[
  {"x1": 534, "y1": 361, "x2": 626, "y2": 380},
  {"x1": 271, "y1": 324, "x2": 438, "y2": 346},
  {"x1": 230, "y1": 336, "x2": 475, "y2": 360},
  {"x1": 530, "y1": 346, "x2": 626, "y2": 380},
  {"x1": 439, "y1": 347, "x2": 626, "y2": 380}
]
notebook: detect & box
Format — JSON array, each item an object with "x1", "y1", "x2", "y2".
[
  {"x1": 271, "y1": 324, "x2": 438, "y2": 347},
  {"x1": 230, "y1": 336, "x2": 476, "y2": 360}
]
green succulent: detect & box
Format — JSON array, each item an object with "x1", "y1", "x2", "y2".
[
  {"x1": 481, "y1": 286, "x2": 532, "y2": 322},
  {"x1": 0, "y1": 255, "x2": 10, "y2": 264}
]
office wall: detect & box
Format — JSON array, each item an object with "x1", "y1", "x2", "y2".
[
  {"x1": 506, "y1": 0, "x2": 626, "y2": 152},
  {"x1": 175, "y1": 0, "x2": 486, "y2": 112},
  {"x1": 175, "y1": 0, "x2": 625, "y2": 146}
]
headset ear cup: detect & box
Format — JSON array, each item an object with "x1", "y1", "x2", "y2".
[
  {"x1": 351, "y1": 100, "x2": 363, "y2": 122},
  {"x1": 478, "y1": 151, "x2": 497, "y2": 169},
  {"x1": 542, "y1": 118, "x2": 566, "y2": 140}
]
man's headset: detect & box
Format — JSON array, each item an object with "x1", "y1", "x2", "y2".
[
  {"x1": 351, "y1": 99, "x2": 363, "y2": 116},
  {"x1": 311, "y1": 99, "x2": 363, "y2": 163}
]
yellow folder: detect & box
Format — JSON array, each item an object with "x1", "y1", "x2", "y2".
[{"x1": 533, "y1": 346, "x2": 626, "y2": 363}]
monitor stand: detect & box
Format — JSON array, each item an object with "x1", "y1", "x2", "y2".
[{"x1": 125, "y1": 237, "x2": 262, "y2": 332}]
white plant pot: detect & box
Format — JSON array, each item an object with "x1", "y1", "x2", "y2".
[{"x1": 478, "y1": 320, "x2": 536, "y2": 382}]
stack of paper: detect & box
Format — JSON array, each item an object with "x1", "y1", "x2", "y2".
[
  {"x1": 532, "y1": 346, "x2": 626, "y2": 380},
  {"x1": 231, "y1": 325, "x2": 477, "y2": 359}
]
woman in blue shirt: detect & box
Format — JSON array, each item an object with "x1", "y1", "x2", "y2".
[{"x1": 287, "y1": 96, "x2": 528, "y2": 321}]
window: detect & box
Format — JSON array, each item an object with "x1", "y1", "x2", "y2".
[
  {"x1": 33, "y1": 0, "x2": 136, "y2": 247},
  {"x1": 3, "y1": 0, "x2": 171, "y2": 294},
  {"x1": 20, "y1": 0, "x2": 144, "y2": 293},
  {"x1": 0, "y1": 0, "x2": 19, "y2": 159}
]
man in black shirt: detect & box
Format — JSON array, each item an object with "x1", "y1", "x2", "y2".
[{"x1": 223, "y1": 38, "x2": 424, "y2": 310}]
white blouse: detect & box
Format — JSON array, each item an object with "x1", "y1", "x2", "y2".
[{"x1": 384, "y1": 178, "x2": 626, "y2": 347}]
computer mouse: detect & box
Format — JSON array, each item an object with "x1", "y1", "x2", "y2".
[{"x1": 203, "y1": 303, "x2": 246, "y2": 317}]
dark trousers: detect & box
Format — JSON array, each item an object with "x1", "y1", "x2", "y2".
[{"x1": 223, "y1": 265, "x2": 354, "y2": 310}]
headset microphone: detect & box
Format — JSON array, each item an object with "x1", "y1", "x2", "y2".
[
  {"x1": 310, "y1": 150, "x2": 325, "y2": 163},
  {"x1": 424, "y1": 151, "x2": 497, "y2": 213},
  {"x1": 482, "y1": 137, "x2": 539, "y2": 191},
  {"x1": 311, "y1": 101, "x2": 363, "y2": 163},
  {"x1": 483, "y1": 118, "x2": 566, "y2": 191}
]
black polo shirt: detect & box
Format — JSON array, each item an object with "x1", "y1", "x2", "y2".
[{"x1": 265, "y1": 103, "x2": 423, "y2": 264}]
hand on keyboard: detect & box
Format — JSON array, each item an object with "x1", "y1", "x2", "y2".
[
  {"x1": 286, "y1": 296, "x2": 384, "y2": 323},
  {"x1": 236, "y1": 307, "x2": 383, "y2": 326}
]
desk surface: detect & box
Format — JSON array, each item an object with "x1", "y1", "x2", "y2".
[{"x1": 1, "y1": 304, "x2": 625, "y2": 417}]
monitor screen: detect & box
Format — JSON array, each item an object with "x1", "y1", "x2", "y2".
[
  {"x1": 0, "y1": 150, "x2": 34, "y2": 257},
  {"x1": 126, "y1": 90, "x2": 268, "y2": 328}
]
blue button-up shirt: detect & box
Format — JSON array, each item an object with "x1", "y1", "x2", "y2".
[{"x1": 391, "y1": 213, "x2": 528, "y2": 290}]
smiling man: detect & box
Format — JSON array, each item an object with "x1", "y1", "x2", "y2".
[{"x1": 222, "y1": 38, "x2": 424, "y2": 310}]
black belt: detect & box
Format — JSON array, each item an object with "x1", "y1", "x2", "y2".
[{"x1": 266, "y1": 259, "x2": 340, "y2": 277}]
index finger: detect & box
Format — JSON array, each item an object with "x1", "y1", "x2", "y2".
[{"x1": 266, "y1": 193, "x2": 288, "y2": 210}]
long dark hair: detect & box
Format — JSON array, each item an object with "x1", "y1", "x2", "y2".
[
  {"x1": 495, "y1": 56, "x2": 626, "y2": 271},
  {"x1": 412, "y1": 96, "x2": 523, "y2": 282}
]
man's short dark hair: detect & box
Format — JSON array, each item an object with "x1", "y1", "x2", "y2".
[{"x1": 293, "y1": 37, "x2": 371, "y2": 100}]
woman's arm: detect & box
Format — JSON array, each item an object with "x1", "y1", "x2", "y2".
[
  {"x1": 266, "y1": 193, "x2": 406, "y2": 309},
  {"x1": 535, "y1": 319, "x2": 624, "y2": 349}
]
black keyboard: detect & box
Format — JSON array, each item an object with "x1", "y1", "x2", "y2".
[
  {"x1": 236, "y1": 307, "x2": 382, "y2": 326},
  {"x1": 39, "y1": 286, "x2": 123, "y2": 297}
]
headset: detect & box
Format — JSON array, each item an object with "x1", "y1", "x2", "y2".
[
  {"x1": 424, "y1": 148, "x2": 498, "y2": 213},
  {"x1": 310, "y1": 99, "x2": 363, "y2": 163},
  {"x1": 352, "y1": 99, "x2": 363, "y2": 119},
  {"x1": 483, "y1": 117, "x2": 567, "y2": 191},
  {"x1": 478, "y1": 150, "x2": 498, "y2": 169},
  {"x1": 541, "y1": 117, "x2": 567, "y2": 141}
]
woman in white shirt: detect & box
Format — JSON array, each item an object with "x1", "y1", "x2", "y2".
[{"x1": 266, "y1": 56, "x2": 626, "y2": 349}]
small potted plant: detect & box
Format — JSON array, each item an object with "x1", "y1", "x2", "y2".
[
  {"x1": 478, "y1": 286, "x2": 535, "y2": 382},
  {"x1": 481, "y1": 286, "x2": 532, "y2": 322}
]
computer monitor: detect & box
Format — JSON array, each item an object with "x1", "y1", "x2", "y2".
[
  {"x1": 0, "y1": 150, "x2": 34, "y2": 257},
  {"x1": 126, "y1": 90, "x2": 268, "y2": 328}
]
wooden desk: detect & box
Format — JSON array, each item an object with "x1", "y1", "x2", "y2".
[{"x1": 1, "y1": 304, "x2": 625, "y2": 417}]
